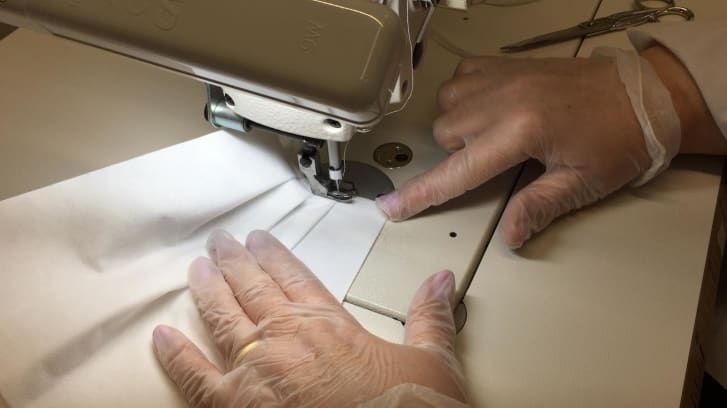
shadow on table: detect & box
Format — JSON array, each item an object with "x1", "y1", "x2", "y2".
[
  {"x1": 0, "y1": 24, "x2": 16, "y2": 40},
  {"x1": 700, "y1": 373, "x2": 727, "y2": 407}
]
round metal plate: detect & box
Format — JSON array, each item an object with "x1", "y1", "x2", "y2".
[{"x1": 327, "y1": 161, "x2": 394, "y2": 200}]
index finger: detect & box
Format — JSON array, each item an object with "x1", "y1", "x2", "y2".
[
  {"x1": 376, "y1": 126, "x2": 528, "y2": 221},
  {"x1": 437, "y1": 72, "x2": 493, "y2": 113}
]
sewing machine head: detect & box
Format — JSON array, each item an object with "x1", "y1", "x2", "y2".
[
  {"x1": 202, "y1": 0, "x2": 440, "y2": 202},
  {"x1": 1, "y1": 0, "x2": 491, "y2": 329},
  {"x1": 0, "y1": 0, "x2": 445, "y2": 202}
]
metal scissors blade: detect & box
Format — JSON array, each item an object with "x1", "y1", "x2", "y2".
[
  {"x1": 500, "y1": 25, "x2": 591, "y2": 52},
  {"x1": 501, "y1": 0, "x2": 694, "y2": 52}
]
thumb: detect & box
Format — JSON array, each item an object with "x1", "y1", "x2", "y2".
[
  {"x1": 500, "y1": 168, "x2": 602, "y2": 249},
  {"x1": 404, "y1": 270, "x2": 457, "y2": 354}
]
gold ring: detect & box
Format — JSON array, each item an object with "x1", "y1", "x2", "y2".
[{"x1": 233, "y1": 341, "x2": 260, "y2": 367}]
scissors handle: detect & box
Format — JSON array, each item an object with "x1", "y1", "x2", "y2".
[
  {"x1": 618, "y1": 6, "x2": 694, "y2": 26},
  {"x1": 501, "y1": 0, "x2": 694, "y2": 52},
  {"x1": 585, "y1": 6, "x2": 694, "y2": 35}
]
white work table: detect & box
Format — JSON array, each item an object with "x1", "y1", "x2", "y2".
[
  {"x1": 457, "y1": 1, "x2": 725, "y2": 407},
  {"x1": 0, "y1": 1, "x2": 724, "y2": 407}
]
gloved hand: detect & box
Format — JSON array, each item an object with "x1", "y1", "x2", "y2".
[
  {"x1": 377, "y1": 50, "x2": 681, "y2": 249},
  {"x1": 152, "y1": 230, "x2": 469, "y2": 407}
]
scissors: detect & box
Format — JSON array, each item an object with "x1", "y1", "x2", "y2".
[{"x1": 501, "y1": 0, "x2": 694, "y2": 52}]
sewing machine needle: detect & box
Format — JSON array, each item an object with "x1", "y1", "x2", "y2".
[{"x1": 327, "y1": 140, "x2": 344, "y2": 192}]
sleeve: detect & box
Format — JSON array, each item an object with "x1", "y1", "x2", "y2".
[{"x1": 627, "y1": 22, "x2": 727, "y2": 138}]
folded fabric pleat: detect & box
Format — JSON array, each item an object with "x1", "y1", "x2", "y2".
[{"x1": 0, "y1": 130, "x2": 385, "y2": 407}]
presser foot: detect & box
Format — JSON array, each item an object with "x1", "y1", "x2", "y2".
[
  {"x1": 326, "y1": 180, "x2": 356, "y2": 202},
  {"x1": 298, "y1": 143, "x2": 356, "y2": 203}
]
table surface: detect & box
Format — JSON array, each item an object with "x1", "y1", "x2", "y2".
[{"x1": 1, "y1": 1, "x2": 725, "y2": 407}]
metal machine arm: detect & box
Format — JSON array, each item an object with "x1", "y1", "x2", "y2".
[{"x1": 0, "y1": 0, "x2": 439, "y2": 200}]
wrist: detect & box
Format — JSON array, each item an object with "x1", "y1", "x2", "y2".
[{"x1": 640, "y1": 45, "x2": 726, "y2": 155}]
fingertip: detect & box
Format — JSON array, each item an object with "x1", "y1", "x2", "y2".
[
  {"x1": 455, "y1": 57, "x2": 478, "y2": 76},
  {"x1": 432, "y1": 117, "x2": 463, "y2": 150},
  {"x1": 432, "y1": 118, "x2": 454, "y2": 151},
  {"x1": 432, "y1": 116, "x2": 448, "y2": 139},
  {"x1": 206, "y1": 229, "x2": 245, "y2": 262},
  {"x1": 375, "y1": 193, "x2": 404, "y2": 221},
  {"x1": 152, "y1": 324, "x2": 174, "y2": 351},
  {"x1": 500, "y1": 200, "x2": 532, "y2": 250},
  {"x1": 437, "y1": 82, "x2": 458, "y2": 112},
  {"x1": 432, "y1": 270, "x2": 456, "y2": 303},
  {"x1": 504, "y1": 236, "x2": 525, "y2": 250},
  {"x1": 412, "y1": 270, "x2": 456, "y2": 311},
  {"x1": 188, "y1": 257, "x2": 218, "y2": 286},
  {"x1": 405, "y1": 270, "x2": 458, "y2": 349},
  {"x1": 208, "y1": 229, "x2": 235, "y2": 243},
  {"x1": 245, "y1": 229, "x2": 275, "y2": 251},
  {"x1": 500, "y1": 219, "x2": 527, "y2": 250}
]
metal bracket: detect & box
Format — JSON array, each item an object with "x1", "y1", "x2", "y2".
[{"x1": 205, "y1": 84, "x2": 356, "y2": 203}]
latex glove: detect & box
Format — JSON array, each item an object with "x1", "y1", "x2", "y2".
[
  {"x1": 152, "y1": 230, "x2": 468, "y2": 407},
  {"x1": 377, "y1": 52, "x2": 680, "y2": 248}
]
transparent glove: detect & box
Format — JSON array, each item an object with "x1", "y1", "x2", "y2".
[
  {"x1": 377, "y1": 51, "x2": 681, "y2": 248},
  {"x1": 152, "y1": 230, "x2": 469, "y2": 407}
]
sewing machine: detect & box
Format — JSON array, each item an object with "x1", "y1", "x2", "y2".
[
  {"x1": 0, "y1": 0, "x2": 492, "y2": 322},
  {"x1": 3, "y1": 1, "x2": 725, "y2": 407},
  {"x1": 0, "y1": 0, "x2": 440, "y2": 202}
]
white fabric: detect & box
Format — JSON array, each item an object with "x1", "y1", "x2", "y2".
[{"x1": 0, "y1": 130, "x2": 385, "y2": 407}]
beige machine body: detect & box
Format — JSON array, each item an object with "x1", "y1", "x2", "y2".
[
  {"x1": 0, "y1": 0, "x2": 432, "y2": 129},
  {"x1": 0, "y1": 0, "x2": 441, "y2": 201}
]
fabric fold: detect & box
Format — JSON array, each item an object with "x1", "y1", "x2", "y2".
[{"x1": 0, "y1": 130, "x2": 386, "y2": 407}]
